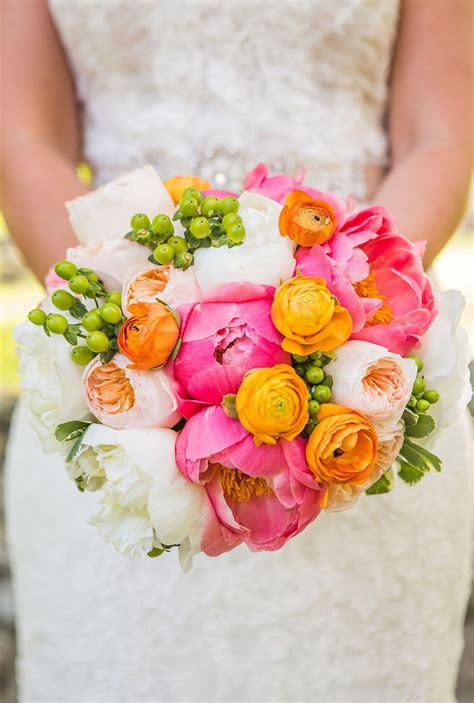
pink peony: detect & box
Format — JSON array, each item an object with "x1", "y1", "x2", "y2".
[
  {"x1": 176, "y1": 405, "x2": 324, "y2": 554},
  {"x1": 173, "y1": 282, "x2": 289, "y2": 417}
]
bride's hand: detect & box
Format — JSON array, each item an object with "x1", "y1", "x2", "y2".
[
  {"x1": 0, "y1": 0, "x2": 89, "y2": 282},
  {"x1": 374, "y1": 0, "x2": 472, "y2": 266}
]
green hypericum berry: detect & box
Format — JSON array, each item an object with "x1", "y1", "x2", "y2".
[
  {"x1": 423, "y1": 389, "x2": 439, "y2": 404},
  {"x1": 167, "y1": 236, "x2": 188, "y2": 254},
  {"x1": 82, "y1": 310, "x2": 104, "y2": 332},
  {"x1": 71, "y1": 346, "x2": 95, "y2": 366},
  {"x1": 180, "y1": 197, "x2": 200, "y2": 218},
  {"x1": 99, "y1": 303, "x2": 122, "y2": 325},
  {"x1": 201, "y1": 196, "x2": 220, "y2": 218},
  {"x1": 416, "y1": 399, "x2": 430, "y2": 413},
  {"x1": 46, "y1": 314, "x2": 69, "y2": 335},
  {"x1": 69, "y1": 275, "x2": 90, "y2": 294},
  {"x1": 54, "y1": 260, "x2": 78, "y2": 281},
  {"x1": 306, "y1": 366, "x2": 325, "y2": 385},
  {"x1": 308, "y1": 400, "x2": 320, "y2": 418},
  {"x1": 79, "y1": 268, "x2": 99, "y2": 283},
  {"x1": 131, "y1": 213, "x2": 150, "y2": 230},
  {"x1": 52, "y1": 290, "x2": 75, "y2": 311},
  {"x1": 189, "y1": 217, "x2": 210, "y2": 239},
  {"x1": 407, "y1": 354, "x2": 423, "y2": 372},
  {"x1": 86, "y1": 331, "x2": 110, "y2": 353},
  {"x1": 407, "y1": 395, "x2": 417, "y2": 408},
  {"x1": 292, "y1": 354, "x2": 308, "y2": 363},
  {"x1": 182, "y1": 187, "x2": 203, "y2": 203},
  {"x1": 222, "y1": 212, "x2": 242, "y2": 231},
  {"x1": 294, "y1": 364, "x2": 306, "y2": 377},
  {"x1": 312, "y1": 385, "x2": 332, "y2": 403},
  {"x1": 219, "y1": 197, "x2": 239, "y2": 215},
  {"x1": 174, "y1": 251, "x2": 194, "y2": 270},
  {"x1": 412, "y1": 377, "x2": 426, "y2": 396},
  {"x1": 154, "y1": 243, "x2": 175, "y2": 265},
  {"x1": 309, "y1": 351, "x2": 322, "y2": 361},
  {"x1": 106, "y1": 291, "x2": 122, "y2": 307},
  {"x1": 152, "y1": 214, "x2": 173, "y2": 235},
  {"x1": 227, "y1": 223, "x2": 246, "y2": 244},
  {"x1": 28, "y1": 308, "x2": 47, "y2": 326}
]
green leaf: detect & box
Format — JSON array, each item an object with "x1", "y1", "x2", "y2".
[
  {"x1": 405, "y1": 413, "x2": 435, "y2": 438},
  {"x1": 366, "y1": 467, "x2": 394, "y2": 495},
  {"x1": 66, "y1": 435, "x2": 86, "y2": 465},
  {"x1": 100, "y1": 348, "x2": 116, "y2": 364},
  {"x1": 55, "y1": 420, "x2": 91, "y2": 442},
  {"x1": 222, "y1": 394, "x2": 239, "y2": 419},
  {"x1": 70, "y1": 300, "x2": 88, "y2": 320},
  {"x1": 402, "y1": 408, "x2": 419, "y2": 428},
  {"x1": 147, "y1": 254, "x2": 158, "y2": 265},
  {"x1": 398, "y1": 460, "x2": 426, "y2": 485},
  {"x1": 399, "y1": 438, "x2": 442, "y2": 474},
  {"x1": 63, "y1": 328, "x2": 78, "y2": 346},
  {"x1": 172, "y1": 210, "x2": 182, "y2": 222}
]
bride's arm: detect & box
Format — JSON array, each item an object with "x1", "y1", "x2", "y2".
[
  {"x1": 374, "y1": 0, "x2": 472, "y2": 265},
  {"x1": 0, "y1": 0, "x2": 88, "y2": 282}
]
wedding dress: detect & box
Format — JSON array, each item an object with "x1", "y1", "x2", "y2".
[{"x1": 5, "y1": 1, "x2": 472, "y2": 701}]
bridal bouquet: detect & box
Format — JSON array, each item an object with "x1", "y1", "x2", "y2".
[{"x1": 17, "y1": 165, "x2": 470, "y2": 569}]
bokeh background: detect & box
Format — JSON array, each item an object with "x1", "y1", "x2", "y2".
[{"x1": 0, "y1": 172, "x2": 473, "y2": 700}]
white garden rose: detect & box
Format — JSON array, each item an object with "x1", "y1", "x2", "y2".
[
  {"x1": 66, "y1": 165, "x2": 175, "y2": 246},
  {"x1": 416, "y1": 289, "x2": 471, "y2": 442},
  {"x1": 122, "y1": 264, "x2": 202, "y2": 315},
  {"x1": 193, "y1": 191, "x2": 296, "y2": 292},
  {"x1": 82, "y1": 353, "x2": 180, "y2": 430},
  {"x1": 67, "y1": 238, "x2": 149, "y2": 291},
  {"x1": 15, "y1": 321, "x2": 90, "y2": 454},
  {"x1": 326, "y1": 340, "x2": 417, "y2": 440},
  {"x1": 72, "y1": 425, "x2": 207, "y2": 566}
]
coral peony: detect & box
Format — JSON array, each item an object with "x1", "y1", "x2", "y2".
[
  {"x1": 271, "y1": 275, "x2": 352, "y2": 354},
  {"x1": 235, "y1": 365, "x2": 309, "y2": 445},
  {"x1": 176, "y1": 405, "x2": 324, "y2": 554},
  {"x1": 118, "y1": 301, "x2": 179, "y2": 370},
  {"x1": 173, "y1": 282, "x2": 289, "y2": 416}
]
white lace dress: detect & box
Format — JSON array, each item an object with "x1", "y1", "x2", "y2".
[{"x1": 5, "y1": 1, "x2": 472, "y2": 701}]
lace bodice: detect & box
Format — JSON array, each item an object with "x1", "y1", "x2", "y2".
[{"x1": 49, "y1": 0, "x2": 400, "y2": 198}]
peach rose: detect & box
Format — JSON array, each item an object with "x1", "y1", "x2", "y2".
[
  {"x1": 306, "y1": 403, "x2": 378, "y2": 486},
  {"x1": 165, "y1": 176, "x2": 212, "y2": 204},
  {"x1": 271, "y1": 276, "x2": 352, "y2": 355},
  {"x1": 118, "y1": 301, "x2": 180, "y2": 370},
  {"x1": 83, "y1": 354, "x2": 180, "y2": 430},
  {"x1": 123, "y1": 265, "x2": 202, "y2": 315},
  {"x1": 279, "y1": 190, "x2": 336, "y2": 247},
  {"x1": 235, "y1": 364, "x2": 309, "y2": 446}
]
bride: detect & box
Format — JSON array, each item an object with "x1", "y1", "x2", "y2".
[{"x1": 1, "y1": 1, "x2": 472, "y2": 701}]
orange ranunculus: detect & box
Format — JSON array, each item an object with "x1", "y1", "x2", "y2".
[
  {"x1": 235, "y1": 364, "x2": 309, "y2": 446},
  {"x1": 271, "y1": 276, "x2": 352, "y2": 355},
  {"x1": 279, "y1": 190, "x2": 336, "y2": 246},
  {"x1": 164, "y1": 176, "x2": 212, "y2": 204},
  {"x1": 305, "y1": 403, "x2": 378, "y2": 486},
  {"x1": 118, "y1": 301, "x2": 179, "y2": 370}
]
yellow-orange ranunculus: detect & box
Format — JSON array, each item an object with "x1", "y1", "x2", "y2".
[
  {"x1": 118, "y1": 301, "x2": 179, "y2": 370},
  {"x1": 164, "y1": 176, "x2": 212, "y2": 204},
  {"x1": 235, "y1": 364, "x2": 309, "y2": 446},
  {"x1": 279, "y1": 190, "x2": 336, "y2": 246},
  {"x1": 306, "y1": 403, "x2": 378, "y2": 487},
  {"x1": 271, "y1": 276, "x2": 352, "y2": 355}
]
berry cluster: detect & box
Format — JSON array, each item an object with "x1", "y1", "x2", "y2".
[
  {"x1": 28, "y1": 260, "x2": 123, "y2": 365},
  {"x1": 292, "y1": 352, "x2": 334, "y2": 436},
  {"x1": 403, "y1": 354, "x2": 439, "y2": 432},
  {"x1": 126, "y1": 187, "x2": 246, "y2": 271}
]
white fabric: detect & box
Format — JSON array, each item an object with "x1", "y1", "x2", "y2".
[{"x1": 5, "y1": 1, "x2": 473, "y2": 701}]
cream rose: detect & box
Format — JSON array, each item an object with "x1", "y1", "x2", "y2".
[
  {"x1": 326, "y1": 340, "x2": 417, "y2": 439},
  {"x1": 122, "y1": 264, "x2": 202, "y2": 315},
  {"x1": 193, "y1": 191, "x2": 296, "y2": 292},
  {"x1": 72, "y1": 425, "x2": 207, "y2": 567},
  {"x1": 82, "y1": 353, "x2": 180, "y2": 430},
  {"x1": 66, "y1": 165, "x2": 175, "y2": 246}
]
